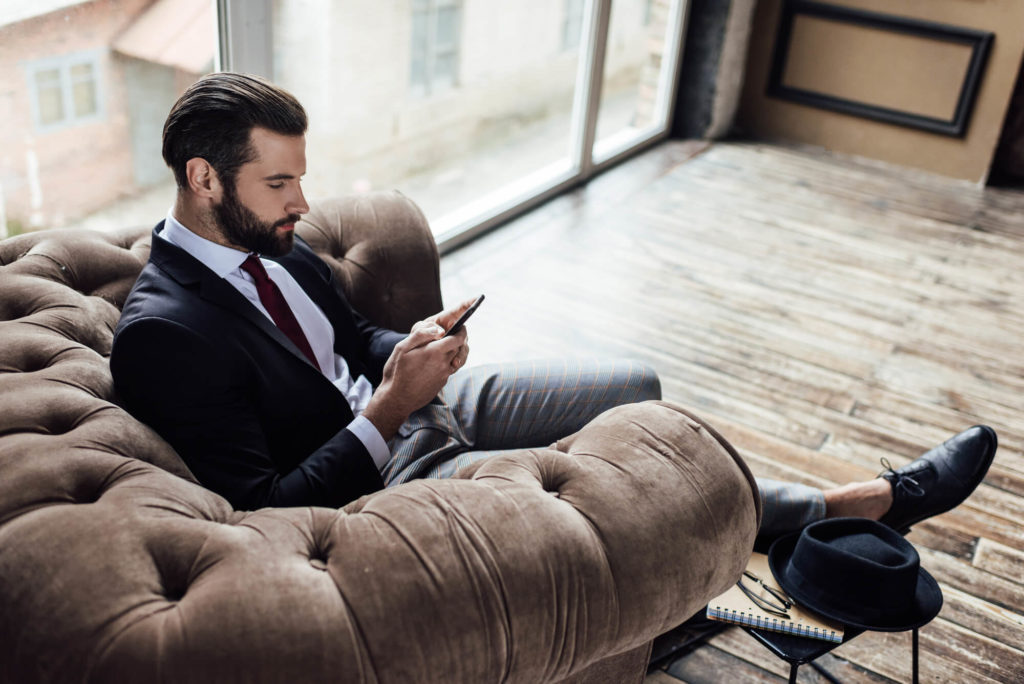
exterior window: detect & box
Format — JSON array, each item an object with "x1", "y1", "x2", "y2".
[
  {"x1": 263, "y1": 0, "x2": 684, "y2": 245},
  {"x1": 411, "y1": 0, "x2": 461, "y2": 95},
  {"x1": 563, "y1": 0, "x2": 585, "y2": 51},
  {"x1": 27, "y1": 52, "x2": 102, "y2": 131}
]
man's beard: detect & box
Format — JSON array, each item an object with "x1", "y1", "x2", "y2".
[{"x1": 214, "y1": 182, "x2": 300, "y2": 257}]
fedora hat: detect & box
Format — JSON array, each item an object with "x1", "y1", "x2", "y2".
[{"x1": 768, "y1": 518, "x2": 942, "y2": 631}]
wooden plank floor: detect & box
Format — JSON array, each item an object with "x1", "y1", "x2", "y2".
[{"x1": 439, "y1": 140, "x2": 1024, "y2": 683}]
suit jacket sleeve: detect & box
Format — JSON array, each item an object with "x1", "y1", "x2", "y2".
[
  {"x1": 111, "y1": 316, "x2": 385, "y2": 511},
  {"x1": 352, "y1": 306, "x2": 405, "y2": 383}
]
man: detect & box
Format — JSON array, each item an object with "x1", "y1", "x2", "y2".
[{"x1": 111, "y1": 73, "x2": 997, "y2": 542}]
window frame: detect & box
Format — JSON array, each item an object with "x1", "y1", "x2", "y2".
[
  {"x1": 24, "y1": 49, "x2": 106, "y2": 133},
  {"x1": 217, "y1": 0, "x2": 690, "y2": 252}
]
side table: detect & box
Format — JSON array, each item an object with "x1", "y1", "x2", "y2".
[{"x1": 744, "y1": 624, "x2": 924, "y2": 683}]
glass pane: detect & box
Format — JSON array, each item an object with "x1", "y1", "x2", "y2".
[
  {"x1": 563, "y1": 0, "x2": 584, "y2": 51},
  {"x1": 433, "y1": 52, "x2": 457, "y2": 87},
  {"x1": 70, "y1": 63, "x2": 97, "y2": 117},
  {"x1": 69, "y1": 62, "x2": 93, "y2": 80},
  {"x1": 410, "y1": 55, "x2": 428, "y2": 90},
  {"x1": 411, "y1": 10, "x2": 429, "y2": 73},
  {"x1": 593, "y1": 0, "x2": 678, "y2": 160},
  {"x1": 273, "y1": 0, "x2": 585, "y2": 236},
  {"x1": 1, "y1": 2, "x2": 213, "y2": 237},
  {"x1": 436, "y1": 6, "x2": 459, "y2": 47},
  {"x1": 35, "y1": 68, "x2": 65, "y2": 125}
]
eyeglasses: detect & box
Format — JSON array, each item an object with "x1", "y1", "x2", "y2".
[{"x1": 737, "y1": 570, "x2": 793, "y2": 619}]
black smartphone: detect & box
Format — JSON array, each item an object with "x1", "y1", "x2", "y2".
[{"x1": 444, "y1": 294, "x2": 485, "y2": 337}]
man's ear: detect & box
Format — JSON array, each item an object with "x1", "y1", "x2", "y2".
[{"x1": 184, "y1": 158, "x2": 223, "y2": 201}]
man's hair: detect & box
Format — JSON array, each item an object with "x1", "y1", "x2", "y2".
[{"x1": 162, "y1": 72, "x2": 307, "y2": 190}]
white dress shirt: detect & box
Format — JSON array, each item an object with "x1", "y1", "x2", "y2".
[{"x1": 157, "y1": 212, "x2": 391, "y2": 470}]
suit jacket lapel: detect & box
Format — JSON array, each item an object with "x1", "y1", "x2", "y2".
[
  {"x1": 270, "y1": 239, "x2": 370, "y2": 377},
  {"x1": 147, "y1": 224, "x2": 319, "y2": 371}
]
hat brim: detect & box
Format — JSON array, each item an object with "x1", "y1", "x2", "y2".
[{"x1": 768, "y1": 530, "x2": 943, "y2": 632}]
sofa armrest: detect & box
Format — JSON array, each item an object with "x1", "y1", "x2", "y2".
[
  {"x1": 68, "y1": 401, "x2": 755, "y2": 683},
  {"x1": 298, "y1": 190, "x2": 443, "y2": 333}
]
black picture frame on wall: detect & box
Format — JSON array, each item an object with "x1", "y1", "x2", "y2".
[{"x1": 767, "y1": 0, "x2": 994, "y2": 137}]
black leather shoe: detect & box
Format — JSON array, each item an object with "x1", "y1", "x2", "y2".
[{"x1": 878, "y1": 425, "x2": 997, "y2": 534}]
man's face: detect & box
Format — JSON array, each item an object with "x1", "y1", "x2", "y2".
[{"x1": 214, "y1": 127, "x2": 309, "y2": 257}]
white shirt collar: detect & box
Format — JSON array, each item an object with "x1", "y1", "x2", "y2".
[{"x1": 158, "y1": 210, "x2": 250, "y2": 278}]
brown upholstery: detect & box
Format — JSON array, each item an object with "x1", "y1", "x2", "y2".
[{"x1": 0, "y1": 190, "x2": 760, "y2": 683}]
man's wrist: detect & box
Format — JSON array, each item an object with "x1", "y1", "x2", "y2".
[{"x1": 361, "y1": 383, "x2": 409, "y2": 442}]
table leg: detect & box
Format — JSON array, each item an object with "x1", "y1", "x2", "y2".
[{"x1": 913, "y1": 627, "x2": 919, "y2": 684}]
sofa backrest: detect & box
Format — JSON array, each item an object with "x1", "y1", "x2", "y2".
[
  {"x1": 0, "y1": 191, "x2": 443, "y2": 483},
  {"x1": 0, "y1": 224, "x2": 194, "y2": 478}
]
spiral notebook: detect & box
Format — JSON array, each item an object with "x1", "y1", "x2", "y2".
[{"x1": 706, "y1": 552, "x2": 844, "y2": 644}]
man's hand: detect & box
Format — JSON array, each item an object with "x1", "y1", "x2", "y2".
[
  {"x1": 430, "y1": 297, "x2": 475, "y2": 371},
  {"x1": 361, "y1": 300, "x2": 475, "y2": 440}
]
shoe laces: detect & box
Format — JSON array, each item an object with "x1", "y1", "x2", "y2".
[{"x1": 880, "y1": 457, "x2": 926, "y2": 498}]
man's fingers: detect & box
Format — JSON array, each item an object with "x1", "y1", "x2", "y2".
[
  {"x1": 436, "y1": 297, "x2": 478, "y2": 331},
  {"x1": 447, "y1": 326, "x2": 467, "y2": 344},
  {"x1": 404, "y1": 322, "x2": 444, "y2": 349},
  {"x1": 411, "y1": 318, "x2": 445, "y2": 334},
  {"x1": 451, "y1": 343, "x2": 469, "y2": 371},
  {"x1": 403, "y1": 326, "x2": 467, "y2": 358}
]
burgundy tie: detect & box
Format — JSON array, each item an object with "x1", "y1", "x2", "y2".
[{"x1": 240, "y1": 254, "x2": 321, "y2": 371}]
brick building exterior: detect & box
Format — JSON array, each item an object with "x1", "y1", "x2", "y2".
[{"x1": 0, "y1": 0, "x2": 206, "y2": 235}]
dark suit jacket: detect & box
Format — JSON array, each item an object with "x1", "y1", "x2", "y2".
[{"x1": 111, "y1": 222, "x2": 405, "y2": 510}]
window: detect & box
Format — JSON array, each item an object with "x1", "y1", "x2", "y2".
[
  {"x1": 411, "y1": 0, "x2": 461, "y2": 95},
  {"x1": 27, "y1": 51, "x2": 103, "y2": 131},
  {"x1": 3, "y1": 0, "x2": 686, "y2": 246},
  {"x1": 594, "y1": 0, "x2": 678, "y2": 163},
  {"x1": 563, "y1": 0, "x2": 585, "y2": 51},
  {"x1": 253, "y1": 0, "x2": 687, "y2": 248}
]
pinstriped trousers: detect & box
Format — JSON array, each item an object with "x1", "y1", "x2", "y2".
[{"x1": 383, "y1": 359, "x2": 825, "y2": 537}]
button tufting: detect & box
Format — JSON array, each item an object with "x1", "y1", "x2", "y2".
[
  {"x1": 309, "y1": 557, "x2": 328, "y2": 571},
  {"x1": 164, "y1": 585, "x2": 186, "y2": 602}
]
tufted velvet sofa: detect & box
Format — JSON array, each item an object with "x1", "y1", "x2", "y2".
[{"x1": 0, "y1": 191, "x2": 760, "y2": 683}]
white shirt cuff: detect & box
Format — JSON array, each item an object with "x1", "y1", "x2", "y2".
[{"x1": 347, "y1": 415, "x2": 391, "y2": 472}]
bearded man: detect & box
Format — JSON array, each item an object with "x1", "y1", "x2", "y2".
[{"x1": 111, "y1": 73, "x2": 996, "y2": 546}]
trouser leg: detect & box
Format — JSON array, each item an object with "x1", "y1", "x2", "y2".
[
  {"x1": 756, "y1": 478, "x2": 827, "y2": 537},
  {"x1": 383, "y1": 358, "x2": 661, "y2": 485},
  {"x1": 383, "y1": 357, "x2": 827, "y2": 536}
]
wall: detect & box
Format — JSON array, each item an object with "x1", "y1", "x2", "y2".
[
  {"x1": 736, "y1": 0, "x2": 1024, "y2": 183},
  {"x1": 671, "y1": 0, "x2": 757, "y2": 139}
]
